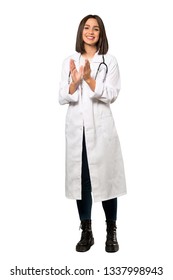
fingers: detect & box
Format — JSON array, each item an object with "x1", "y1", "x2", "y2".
[
  {"x1": 83, "y1": 60, "x2": 91, "y2": 80},
  {"x1": 84, "y1": 59, "x2": 90, "y2": 70},
  {"x1": 70, "y1": 59, "x2": 76, "y2": 72},
  {"x1": 84, "y1": 59, "x2": 91, "y2": 72},
  {"x1": 85, "y1": 59, "x2": 90, "y2": 66},
  {"x1": 79, "y1": 65, "x2": 84, "y2": 74},
  {"x1": 69, "y1": 59, "x2": 91, "y2": 82},
  {"x1": 70, "y1": 59, "x2": 90, "y2": 73}
]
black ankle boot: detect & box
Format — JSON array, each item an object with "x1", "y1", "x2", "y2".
[
  {"x1": 105, "y1": 220, "x2": 119, "y2": 253},
  {"x1": 76, "y1": 220, "x2": 94, "y2": 252}
]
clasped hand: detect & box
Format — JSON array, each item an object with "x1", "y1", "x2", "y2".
[{"x1": 70, "y1": 59, "x2": 91, "y2": 85}]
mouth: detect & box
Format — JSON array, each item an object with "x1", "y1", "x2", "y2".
[{"x1": 86, "y1": 36, "x2": 95, "y2": 40}]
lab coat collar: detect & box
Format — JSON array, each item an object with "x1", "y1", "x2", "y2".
[{"x1": 72, "y1": 51, "x2": 103, "y2": 63}]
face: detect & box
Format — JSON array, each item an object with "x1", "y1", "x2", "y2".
[{"x1": 82, "y1": 18, "x2": 100, "y2": 47}]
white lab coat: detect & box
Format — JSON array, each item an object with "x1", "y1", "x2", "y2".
[{"x1": 59, "y1": 52, "x2": 126, "y2": 202}]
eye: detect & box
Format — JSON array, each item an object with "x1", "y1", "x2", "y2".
[{"x1": 84, "y1": 26, "x2": 89, "y2": 30}]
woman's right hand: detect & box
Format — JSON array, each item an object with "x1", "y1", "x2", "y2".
[{"x1": 70, "y1": 59, "x2": 83, "y2": 85}]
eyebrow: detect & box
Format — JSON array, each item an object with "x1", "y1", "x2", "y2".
[{"x1": 84, "y1": 24, "x2": 100, "y2": 28}]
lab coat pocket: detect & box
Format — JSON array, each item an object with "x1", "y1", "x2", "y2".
[{"x1": 101, "y1": 115, "x2": 118, "y2": 142}]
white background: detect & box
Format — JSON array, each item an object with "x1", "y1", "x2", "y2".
[{"x1": 0, "y1": 0, "x2": 173, "y2": 279}]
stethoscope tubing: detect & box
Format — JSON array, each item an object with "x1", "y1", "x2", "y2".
[{"x1": 94, "y1": 55, "x2": 108, "y2": 82}]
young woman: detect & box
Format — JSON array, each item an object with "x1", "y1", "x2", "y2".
[{"x1": 59, "y1": 15, "x2": 126, "y2": 253}]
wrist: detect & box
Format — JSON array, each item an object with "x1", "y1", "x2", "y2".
[
  {"x1": 84, "y1": 77, "x2": 96, "y2": 91},
  {"x1": 85, "y1": 77, "x2": 92, "y2": 84},
  {"x1": 69, "y1": 81, "x2": 79, "y2": 95},
  {"x1": 72, "y1": 80, "x2": 80, "y2": 87}
]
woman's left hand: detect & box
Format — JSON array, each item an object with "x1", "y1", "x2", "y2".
[
  {"x1": 83, "y1": 60, "x2": 91, "y2": 82},
  {"x1": 83, "y1": 59, "x2": 96, "y2": 91}
]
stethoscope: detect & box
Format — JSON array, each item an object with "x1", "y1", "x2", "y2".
[{"x1": 68, "y1": 55, "x2": 108, "y2": 84}]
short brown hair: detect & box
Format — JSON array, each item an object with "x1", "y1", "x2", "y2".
[{"x1": 75, "y1": 15, "x2": 109, "y2": 55}]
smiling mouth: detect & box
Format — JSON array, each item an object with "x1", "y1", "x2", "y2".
[{"x1": 86, "y1": 36, "x2": 95, "y2": 40}]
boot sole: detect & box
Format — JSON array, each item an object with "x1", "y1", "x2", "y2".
[
  {"x1": 105, "y1": 244, "x2": 119, "y2": 253},
  {"x1": 76, "y1": 238, "x2": 94, "y2": 252}
]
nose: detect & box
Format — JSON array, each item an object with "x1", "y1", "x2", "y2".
[{"x1": 89, "y1": 28, "x2": 94, "y2": 34}]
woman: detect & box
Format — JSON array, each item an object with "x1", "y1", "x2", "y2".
[{"x1": 59, "y1": 14, "x2": 126, "y2": 253}]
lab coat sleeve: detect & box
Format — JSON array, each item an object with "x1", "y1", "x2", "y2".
[
  {"x1": 59, "y1": 58, "x2": 80, "y2": 105},
  {"x1": 89, "y1": 57, "x2": 121, "y2": 104}
]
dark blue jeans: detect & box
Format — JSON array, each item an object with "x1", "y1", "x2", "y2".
[{"x1": 76, "y1": 130, "x2": 117, "y2": 221}]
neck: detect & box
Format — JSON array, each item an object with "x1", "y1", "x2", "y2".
[{"x1": 83, "y1": 44, "x2": 97, "y2": 59}]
